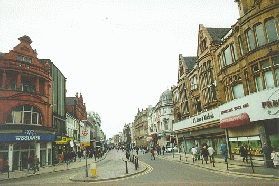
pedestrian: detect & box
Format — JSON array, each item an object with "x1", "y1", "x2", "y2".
[
  {"x1": 207, "y1": 145, "x2": 215, "y2": 163},
  {"x1": 240, "y1": 143, "x2": 248, "y2": 163},
  {"x1": 191, "y1": 146, "x2": 197, "y2": 161},
  {"x1": 158, "y1": 146, "x2": 161, "y2": 155},
  {"x1": 271, "y1": 150, "x2": 278, "y2": 168},
  {"x1": 34, "y1": 155, "x2": 40, "y2": 173},
  {"x1": 4, "y1": 158, "x2": 9, "y2": 173},
  {"x1": 195, "y1": 144, "x2": 201, "y2": 160},
  {"x1": 83, "y1": 149, "x2": 86, "y2": 159},
  {"x1": 78, "y1": 150, "x2": 82, "y2": 162},
  {"x1": 151, "y1": 148, "x2": 155, "y2": 160},
  {"x1": 136, "y1": 146, "x2": 139, "y2": 155},
  {"x1": 27, "y1": 155, "x2": 33, "y2": 171},
  {"x1": 263, "y1": 143, "x2": 272, "y2": 168},
  {"x1": 162, "y1": 146, "x2": 165, "y2": 155},
  {"x1": 220, "y1": 141, "x2": 228, "y2": 162},
  {"x1": 202, "y1": 146, "x2": 209, "y2": 164}
]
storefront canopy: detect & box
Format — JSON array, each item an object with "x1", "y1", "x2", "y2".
[{"x1": 220, "y1": 113, "x2": 250, "y2": 129}]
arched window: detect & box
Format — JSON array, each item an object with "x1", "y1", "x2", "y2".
[
  {"x1": 6, "y1": 105, "x2": 42, "y2": 125},
  {"x1": 265, "y1": 18, "x2": 278, "y2": 43}
]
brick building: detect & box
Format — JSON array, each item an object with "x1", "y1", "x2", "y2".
[
  {"x1": 172, "y1": 0, "x2": 279, "y2": 158},
  {"x1": 0, "y1": 36, "x2": 55, "y2": 171}
]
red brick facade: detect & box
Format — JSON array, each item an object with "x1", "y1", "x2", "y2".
[
  {"x1": 66, "y1": 92, "x2": 87, "y2": 121},
  {"x1": 0, "y1": 36, "x2": 52, "y2": 126}
]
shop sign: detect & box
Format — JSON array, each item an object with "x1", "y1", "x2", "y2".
[
  {"x1": 193, "y1": 112, "x2": 214, "y2": 123},
  {"x1": 221, "y1": 103, "x2": 249, "y2": 115},
  {"x1": 0, "y1": 133, "x2": 55, "y2": 142}
]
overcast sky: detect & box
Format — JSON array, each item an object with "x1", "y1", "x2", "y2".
[{"x1": 0, "y1": 0, "x2": 239, "y2": 138}]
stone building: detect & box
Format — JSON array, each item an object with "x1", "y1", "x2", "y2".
[
  {"x1": 133, "y1": 108, "x2": 149, "y2": 147},
  {"x1": 172, "y1": 0, "x2": 279, "y2": 157},
  {"x1": 0, "y1": 36, "x2": 55, "y2": 171}
]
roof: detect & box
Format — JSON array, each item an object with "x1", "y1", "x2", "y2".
[
  {"x1": 183, "y1": 57, "x2": 197, "y2": 70},
  {"x1": 206, "y1": 27, "x2": 231, "y2": 44},
  {"x1": 66, "y1": 97, "x2": 75, "y2": 106}
]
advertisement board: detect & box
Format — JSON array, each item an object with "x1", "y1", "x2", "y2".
[{"x1": 80, "y1": 125, "x2": 90, "y2": 147}]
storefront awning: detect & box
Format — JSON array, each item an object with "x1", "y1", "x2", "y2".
[{"x1": 220, "y1": 113, "x2": 250, "y2": 129}]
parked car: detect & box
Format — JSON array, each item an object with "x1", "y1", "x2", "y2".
[{"x1": 166, "y1": 145, "x2": 178, "y2": 152}]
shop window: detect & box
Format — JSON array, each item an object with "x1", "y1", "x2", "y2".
[
  {"x1": 5, "y1": 105, "x2": 42, "y2": 125},
  {"x1": 245, "y1": 28, "x2": 255, "y2": 51},
  {"x1": 232, "y1": 84, "x2": 245, "y2": 99},
  {"x1": 265, "y1": 18, "x2": 278, "y2": 42},
  {"x1": 238, "y1": 36, "x2": 244, "y2": 56},
  {"x1": 254, "y1": 23, "x2": 266, "y2": 47}
]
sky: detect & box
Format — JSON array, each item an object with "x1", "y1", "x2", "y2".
[{"x1": 0, "y1": 0, "x2": 239, "y2": 138}]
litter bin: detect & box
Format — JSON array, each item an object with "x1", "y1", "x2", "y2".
[{"x1": 91, "y1": 162, "x2": 97, "y2": 176}]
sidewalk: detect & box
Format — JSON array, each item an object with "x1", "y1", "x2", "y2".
[
  {"x1": 159, "y1": 152, "x2": 279, "y2": 179},
  {"x1": 0, "y1": 149, "x2": 146, "y2": 183}
]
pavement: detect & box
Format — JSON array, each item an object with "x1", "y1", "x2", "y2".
[
  {"x1": 0, "y1": 149, "x2": 146, "y2": 183},
  {"x1": 158, "y1": 151, "x2": 279, "y2": 179},
  {"x1": 0, "y1": 149, "x2": 278, "y2": 183}
]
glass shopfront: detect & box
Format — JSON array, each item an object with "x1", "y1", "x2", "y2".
[{"x1": 229, "y1": 136, "x2": 263, "y2": 156}]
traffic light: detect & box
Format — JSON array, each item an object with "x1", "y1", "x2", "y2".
[{"x1": 170, "y1": 135, "x2": 175, "y2": 143}]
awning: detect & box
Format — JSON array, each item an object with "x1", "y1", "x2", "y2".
[{"x1": 220, "y1": 113, "x2": 250, "y2": 129}]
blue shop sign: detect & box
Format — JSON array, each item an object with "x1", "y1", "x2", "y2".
[{"x1": 0, "y1": 133, "x2": 55, "y2": 142}]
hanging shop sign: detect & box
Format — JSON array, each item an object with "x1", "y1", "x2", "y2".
[{"x1": 80, "y1": 125, "x2": 90, "y2": 147}]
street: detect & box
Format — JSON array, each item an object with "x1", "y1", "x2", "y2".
[{"x1": 1, "y1": 150, "x2": 278, "y2": 186}]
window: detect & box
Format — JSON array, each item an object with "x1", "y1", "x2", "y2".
[
  {"x1": 224, "y1": 47, "x2": 233, "y2": 65},
  {"x1": 262, "y1": 60, "x2": 271, "y2": 69},
  {"x1": 254, "y1": 24, "x2": 266, "y2": 46},
  {"x1": 6, "y1": 105, "x2": 42, "y2": 125},
  {"x1": 25, "y1": 57, "x2": 31, "y2": 63},
  {"x1": 272, "y1": 56, "x2": 279, "y2": 66},
  {"x1": 246, "y1": 28, "x2": 255, "y2": 51},
  {"x1": 265, "y1": 19, "x2": 278, "y2": 42},
  {"x1": 218, "y1": 55, "x2": 223, "y2": 69},
  {"x1": 231, "y1": 43, "x2": 237, "y2": 61},
  {"x1": 238, "y1": 36, "x2": 244, "y2": 56},
  {"x1": 264, "y1": 71, "x2": 275, "y2": 88},
  {"x1": 17, "y1": 55, "x2": 24, "y2": 61},
  {"x1": 255, "y1": 76, "x2": 263, "y2": 91},
  {"x1": 232, "y1": 84, "x2": 245, "y2": 99}
]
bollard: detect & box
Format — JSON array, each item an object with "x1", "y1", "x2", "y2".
[
  {"x1": 91, "y1": 162, "x2": 97, "y2": 176},
  {"x1": 202, "y1": 157, "x2": 203, "y2": 164},
  {"x1": 125, "y1": 161, "x2": 128, "y2": 174},
  {"x1": 180, "y1": 155, "x2": 181, "y2": 161},
  {"x1": 135, "y1": 157, "x2": 138, "y2": 170},
  {"x1": 250, "y1": 156, "x2": 254, "y2": 173},
  {"x1": 213, "y1": 160, "x2": 215, "y2": 167}
]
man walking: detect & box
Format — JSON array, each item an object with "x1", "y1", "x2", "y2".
[{"x1": 151, "y1": 148, "x2": 155, "y2": 160}]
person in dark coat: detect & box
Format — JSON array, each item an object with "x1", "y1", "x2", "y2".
[
  {"x1": 201, "y1": 146, "x2": 209, "y2": 164},
  {"x1": 240, "y1": 143, "x2": 248, "y2": 163},
  {"x1": 77, "y1": 150, "x2": 82, "y2": 162},
  {"x1": 263, "y1": 143, "x2": 273, "y2": 168}
]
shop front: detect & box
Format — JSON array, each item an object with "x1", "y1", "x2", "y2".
[
  {"x1": 219, "y1": 87, "x2": 279, "y2": 157},
  {"x1": 174, "y1": 107, "x2": 225, "y2": 154},
  {"x1": 0, "y1": 130, "x2": 55, "y2": 171}
]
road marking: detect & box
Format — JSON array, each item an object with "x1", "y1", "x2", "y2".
[{"x1": 157, "y1": 156, "x2": 279, "y2": 181}]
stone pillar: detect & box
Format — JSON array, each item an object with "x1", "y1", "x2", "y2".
[
  {"x1": 36, "y1": 78, "x2": 39, "y2": 92},
  {"x1": 8, "y1": 144, "x2": 13, "y2": 172},
  {"x1": 258, "y1": 122, "x2": 270, "y2": 167},
  {"x1": 17, "y1": 73, "x2": 21, "y2": 90},
  {"x1": 2, "y1": 70, "x2": 6, "y2": 88},
  {"x1": 35, "y1": 143, "x2": 40, "y2": 162}
]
